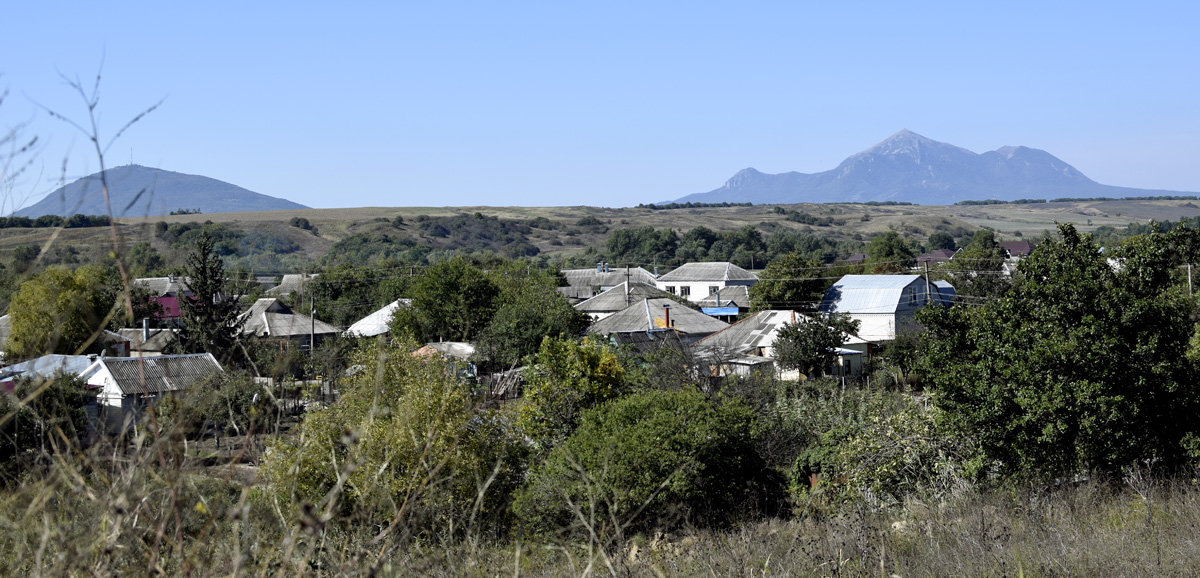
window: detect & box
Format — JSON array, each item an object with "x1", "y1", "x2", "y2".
[
  {"x1": 907, "y1": 288, "x2": 917, "y2": 304},
  {"x1": 709, "y1": 285, "x2": 720, "y2": 295},
  {"x1": 680, "y1": 286, "x2": 691, "y2": 297},
  {"x1": 665, "y1": 286, "x2": 676, "y2": 295}
]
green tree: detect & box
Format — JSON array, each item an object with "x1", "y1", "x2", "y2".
[
  {"x1": 920, "y1": 224, "x2": 1200, "y2": 480},
  {"x1": 390, "y1": 256, "x2": 499, "y2": 342},
  {"x1": 750, "y1": 252, "x2": 828, "y2": 311},
  {"x1": 475, "y1": 264, "x2": 590, "y2": 370},
  {"x1": 772, "y1": 313, "x2": 860, "y2": 379},
  {"x1": 513, "y1": 389, "x2": 770, "y2": 537},
  {"x1": 938, "y1": 229, "x2": 1011, "y2": 299},
  {"x1": 176, "y1": 233, "x2": 244, "y2": 362},
  {"x1": 866, "y1": 231, "x2": 917, "y2": 273},
  {"x1": 926, "y1": 231, "x2": 956, "y2": 252},
  {"x1": 6, "y1": 265, "x2": 115, "y2": 359},
  {"x1": 516, "y1": 336, "x2": 626, "y2": 451}
]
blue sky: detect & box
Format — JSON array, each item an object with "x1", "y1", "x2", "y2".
[{"x1": 2, "y1": 1, "x2": 1198, "y2": 210}]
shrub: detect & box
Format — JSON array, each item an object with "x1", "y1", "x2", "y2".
[
  {"x1": 259, "y1": 338, "x2": 524, "y2": 538},
  {"x1": 513, "y1": 389, "x2": 775, "y2": 538}
]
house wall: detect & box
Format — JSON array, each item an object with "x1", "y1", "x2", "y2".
[{"x1": 656, "y1": 279, "x2": 756, "y2": 303}]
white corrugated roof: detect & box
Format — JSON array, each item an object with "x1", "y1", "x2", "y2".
[{"x1": 345, "y1": 299, "x2": 411, "y2": 337}]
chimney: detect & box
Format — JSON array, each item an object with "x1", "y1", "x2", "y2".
[
  {"x1": 142, "y1": 317, "x2": 150, "y2": 342},
  {"x1": 663, "y1": 304, "x2": 671, "y2": 329},
  {"x1": 597, "y1": 262, "x2": 603, "y2": 272}
]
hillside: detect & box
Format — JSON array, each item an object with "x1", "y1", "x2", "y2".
[
  {"x1": 0, "y1": 198, "x2": 1193, "y2": 274},
  {"x1": 675, "y1": 130, "x2": 1196, "y2": 205},
  {"x1": 14, "y1": 165, "x2": 309, "y2": 218}
]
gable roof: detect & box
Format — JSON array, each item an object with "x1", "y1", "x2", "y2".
[
  {"x1": 240, "y1": 298, "x2": 340, "y2": 338},
  {"x1": 81, "y1": 353, "x2": 223, "y2": 396},
  {"x1": 587, "y1": 298, "x2": 728, "y2": 336},
  {"x1": 265, "y1": 274, "x2": 318, "y2": 297},
  {"x1": 116, "y1": 328, "x2": 179, "y2": 353},
  {"x1": 693, "y1": 285, "x2": 751, "y2": 309},
  {"x1": 1, "y1": 354, "x2": 95, "y2": 380},
  {"x1": 657, "y1": 262, "x2": 758, "y2": 283},
  {"x1": 917, "y1": 249, "x2": 956, "y2": 265},
  {"x1": 134, "y1": 276, "x2": 191, "y2": 297},
  {"x1": 695, "y1": 310, "x2": 867, "y2": 358},
  {"x1": 574, "y1": 282, "x2": 675, "y2": 314},
  {"x1": 345, "y1": 299, "x2": 412, "y2": 337},
  {"x1": 819, "y1": 275, "x2": 925, "y2": 315},
  {"x1": 1000, "y1": 241, "x2": 1034, "y2": 257},
  {"x1": 560, "y1": 266, "x2": 657, "y2": 300}
]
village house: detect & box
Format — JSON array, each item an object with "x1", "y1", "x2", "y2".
[
  {"x1": 559, "y1": 264, "x2": 657, "y2": 303},
  {"x1": 80, "y1": 353, "x2": 224, "y2": 433},
  {"x1": 586, "y1": 298, "x2": 729, "y2": 344},
  {"x1": 573, "y1": 281, "x2": 676, "y2": 321},
  {"x1": 134, "y1": 276, "x2": 192, "y2": 321},
  {"x1": 239, "y1": 298, "x2": 340, "y2": 348},
  {"x1": 693, "y1": 309, "x2": 869, "y2": 380},
  {"x1": 655, "y1": 262, "x2": 758, "y2": 303},
  {"x1": 819, "y1": 274, "x2": 953, "y2": 342}
]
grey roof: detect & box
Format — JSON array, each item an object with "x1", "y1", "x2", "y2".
[
  {"x1": 1, "y1": 354, "x2": 95, "y2": 379},
  {"x1": 587, "y1": 298, "x2": 728, "y2": 336},
  {"x1": 240, "y1": 298, "x2": 340, "y2": 338},
  {"x1": 693, "y1": 285, "x2": 751, "y2": 309},
  {"x1": 695, "y1": 310, "x2": 867, "y2": 357},
  {"x1": 265, "y1": 274, "x2": 318, "y2": 297},
  {"x1": 560, "y1": 267, "x2": 657, "y2": 300},
  {"x1": 116, "y1": 328, "x2": 179, "y2": 353},
  {"x1": 134, "y1": 276, "x2": 191, "y2": 296},
  {"x1": 82, "y1": 353, "x2": 223, "y2": 396},
  {"x1": 819, "y1": 275, "x2": 924, "y2": 315},
  {"x1": 574, "y1": 282, "x2": 675, "y2": 314},
  {"x1": 657, "y1": 262, "x2": 758, "y2": 283}
]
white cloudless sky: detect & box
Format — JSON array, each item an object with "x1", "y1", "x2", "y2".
[{"x1": 2, "y1": 1, "x2": 1198, "y2": 209}]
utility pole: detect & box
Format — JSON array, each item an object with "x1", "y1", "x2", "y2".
[
  {"x1": 923, "y1": 261, "x2": 932, "y2": 305},
  {"x1": 310, "y1": 293, "x2": 316, "y2": 357}
]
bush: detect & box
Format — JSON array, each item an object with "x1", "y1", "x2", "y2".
[
  {"x1": 259, "y1": 338, "x2": 524, "y2": 537},
  {"x1": 513, "y1": 389, "x2": 776, "y2": 537}
]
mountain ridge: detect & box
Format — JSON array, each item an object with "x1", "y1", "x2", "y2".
[
  {"x1": 675, "y1": 130, "x2": 1192, "y2": 205},
  {"x1": 14, "y1": 165, "x2": 309, "y2": 218}
]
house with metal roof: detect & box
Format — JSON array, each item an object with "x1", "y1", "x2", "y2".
[
  {"x1": 239, "y1": 298, "x2": 340, "y2": 346},
  {"x1": 344, "y1": 299, "x2": 413, "y2": 337},
  {"x1": 818, "y1": 275, "x2": 952, "y2": 342},
  {"x1": 559, "y1": 265, "x2": 657, "y2": 302},
  {"x1": 134, "y1": 276, "x2": 192, "y2": 320},
  {"x1": 586, "y1": 298, "x2": 728, "y2": 344},
  {"x1": 574, "y1": 282, "x2": 676, "y2": 321},
  {"x1": 655, "y1": 262, "x2": 758, "y2": 304},
  {"x1": 693, "y1": 309, "x2": 870, "y2": 378},
  {"x1": 80, "y1": 353, "x2": 223, "y2": 432}
]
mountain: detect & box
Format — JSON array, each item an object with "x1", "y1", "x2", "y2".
[
  {"x1": 14, "y1": 165, "x2": 309, "y2": 218},
  {"x1": 674, "y1": 130, "x2": 1192, "y2": 205}
]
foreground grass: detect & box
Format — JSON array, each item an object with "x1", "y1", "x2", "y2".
[{"x1": 1, "y1": 436, "x2": 1197, "y2": 578}]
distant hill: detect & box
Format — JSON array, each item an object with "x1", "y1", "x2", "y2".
[
  {"x1": 675, "y1": 130, "x2": 1195, "y2": 205},
  {"x1": 14, "y1": 165, "x2": 309, "y2": 218}
]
